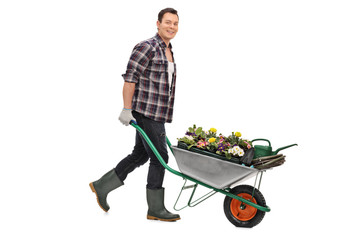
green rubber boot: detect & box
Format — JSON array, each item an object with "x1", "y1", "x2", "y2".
[
  {"x1": 89, "y1": 169, "x2": 123, "y2": 212},
  {"x1": 146, "y1": 188, "x2": 180, "y2": 221}
]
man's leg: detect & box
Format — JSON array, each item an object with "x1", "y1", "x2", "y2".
[
  {"x1": 114, "y1": 131, "x2": 149, "y2": 182},
  {"x1": 90, "y1": 111, "x2": 148, "y2": 212},
  {"x1": 137, "y1": 114, "x2": 180, "y2": 221}
]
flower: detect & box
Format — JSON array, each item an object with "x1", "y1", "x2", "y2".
[
  {"x1": 217, "y1": 142, "x2": 226, "y2": 153},
  {"x1": 209, "y1": 137, "x2": 216, "y2": 143},
  {"x1": 185, "y1": 131, "x2": 196, "y2": 137},
  {"x1": 235, "y1": 132, "x2": 242, "y2": 137},
  {"x1": 185, "y1": 135, "x2": 194, "y2": 141},
  {"x1": 228, "y1": 146, "x2": 244, "y2": 157},
  {"x1": 233, "y1": 146, "x2": 241, "y2": 151},
  {"x1": 197, "y1": 140, "x2": 208, "y2": 149},
  {"x1": 210, "y1": 128, "x2": 217, "y2": 133},
  {"x1": 244, "y1": 141, "x2": 251, "y2": 149}
]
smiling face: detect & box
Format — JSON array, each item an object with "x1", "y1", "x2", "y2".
[{"x1": 157, "y1": 13, "x2": 179, "y2": 45}]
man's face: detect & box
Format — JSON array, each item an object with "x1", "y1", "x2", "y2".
[{"x1": 157, "y1": 13, "x2": 179, "y2": 43}]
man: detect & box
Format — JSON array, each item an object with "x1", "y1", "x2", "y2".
[{"x1": 89, "y1": 8, "x2": 180, "y2": 222}]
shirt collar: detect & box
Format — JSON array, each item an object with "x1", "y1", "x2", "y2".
[{"x1": 155, "y1": 33, "x2": 172, "y2": 49}]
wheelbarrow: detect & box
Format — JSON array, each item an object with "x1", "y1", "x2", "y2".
[{"x1": 131, "y1": 123, "x2": 294, "y2": 228}]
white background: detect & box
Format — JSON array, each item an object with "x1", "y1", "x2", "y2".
[{"x1": 1, "y1": 0, "x2": 359, "y2": 239}]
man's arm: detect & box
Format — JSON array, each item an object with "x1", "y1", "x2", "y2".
[
  {"x1": 123, "y1": 82, "x2": 135, "y2": 109},
  {"x1": 122, "y1": 42, "x2": 153, "y2": 84},
  {"x1": 119, "y1": 42, "x2": 153, "y2": 126},
  {"x1": 118, "y1": 82, "x2": 136, "y2": 126}
]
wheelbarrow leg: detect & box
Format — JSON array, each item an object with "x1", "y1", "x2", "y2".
[{"x1": 173, "y1": 179, "x2": 217, "y2": 211}]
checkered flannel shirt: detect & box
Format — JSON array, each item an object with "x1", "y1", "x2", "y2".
[{"x1": 122, "y1": 34, "x2": 176, "y2": 123}]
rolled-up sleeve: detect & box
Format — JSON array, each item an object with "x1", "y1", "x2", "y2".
[{"x1": 122, "y1": 42, "x2": 153, "y2": 83}]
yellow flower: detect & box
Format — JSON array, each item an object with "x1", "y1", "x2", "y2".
[
  {"x1": 210, "y1": 128, "x2": 217, "y2": 133},
  {"x1": 235, "y1": 132, "x2": 242, "y2": 137},
  {"x1": 209, "y1": 137, "x2": 216, "y2": 143}
]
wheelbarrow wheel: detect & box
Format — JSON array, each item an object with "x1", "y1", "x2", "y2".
[{"x1": 223, "y1": 185, "x2": 266, "y2": 228}]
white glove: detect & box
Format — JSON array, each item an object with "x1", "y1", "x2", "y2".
[{"x1": 118, "y1": 108, "x2": 136, "y2": 126}]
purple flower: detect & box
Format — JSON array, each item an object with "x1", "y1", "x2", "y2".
[
  {"x1": 217, "y1": 143, "x2": 226, "y2": 153},
  {"x1": 185, "y1": 131, "x2": 196, "y2": 137}
]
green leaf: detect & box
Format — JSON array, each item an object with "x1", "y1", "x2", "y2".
[{"x1": 195, "y1": 127, "x2": 203, "y2": 136}]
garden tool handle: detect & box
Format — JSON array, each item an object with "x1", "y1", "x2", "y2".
[
  {"x1": 251, "y1": 138, "x2": 271, "y2": 147},
  {"x1": 254, "y1": 155, "x2": 286, "y2": 170}
]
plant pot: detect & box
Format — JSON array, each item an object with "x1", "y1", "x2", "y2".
[{"x1": 177, "y1": 141, "x2": 241, "y2": 164}]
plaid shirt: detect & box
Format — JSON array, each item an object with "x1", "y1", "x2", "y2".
[{"x1": 122, "y1": 34, "x2": 177, "y2": 123}]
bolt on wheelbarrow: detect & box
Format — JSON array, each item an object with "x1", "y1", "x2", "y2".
[{"x1": 131, "y1": 123, "x2": 273, "y2": 228}]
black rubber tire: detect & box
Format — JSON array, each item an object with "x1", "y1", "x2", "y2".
[{"x1": 223, "y1": 185, "x2": 266, "y2": 228}]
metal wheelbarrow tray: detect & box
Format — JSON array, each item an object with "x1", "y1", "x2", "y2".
[{"x1": 172, "y1": 146, "x2": 258, "y2": 189}]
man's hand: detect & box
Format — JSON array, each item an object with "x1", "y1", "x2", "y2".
[{"x1": 119, "y1": 109, "x2": 136, "y2": 126}]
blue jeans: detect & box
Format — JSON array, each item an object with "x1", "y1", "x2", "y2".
[{"x1": 115, "y1": 111, "x2": 168, "y2": 189}]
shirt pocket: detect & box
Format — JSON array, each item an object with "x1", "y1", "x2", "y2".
[
  {"x1": 151, "y1": 59, "x2": 166, "y2": 73},
  {"x1": 147, "y1": 59, "x2": 166, "y2": 84}
]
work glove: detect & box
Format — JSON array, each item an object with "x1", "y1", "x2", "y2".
[{"x1": 118, "y1": 108, "x2": 136, "y2": 126}]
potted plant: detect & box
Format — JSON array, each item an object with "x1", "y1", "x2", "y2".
[{"x1": 177, "y1": 125, "x2": 253, "y2": 164}]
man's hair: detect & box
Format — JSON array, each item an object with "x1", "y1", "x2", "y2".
[{"x1": 158, "y1": 8, "x2": 178, "y2": 22}]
